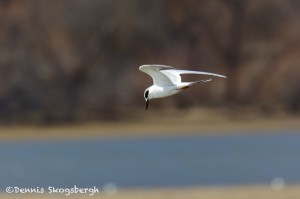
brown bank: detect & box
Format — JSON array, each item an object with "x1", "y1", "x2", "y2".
[{"x1": 1, "y1": 185, "x2": 300, "y2": 199}]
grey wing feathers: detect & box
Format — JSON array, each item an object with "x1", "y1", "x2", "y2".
[
  {"x1": 139, "y1": 65, "x2": 175, "y2": 86},
  {"x1": 139, "y1": 65, "x2": 175, "y2": 71},
  {"x1": 174, "y1": 70, "x2": 227, "y2": 78}
]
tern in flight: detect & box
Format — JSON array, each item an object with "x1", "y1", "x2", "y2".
[{"x1": 139, "y1": 65, "x2": 227, "y2": 110}]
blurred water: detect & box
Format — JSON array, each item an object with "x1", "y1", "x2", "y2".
[{"x1": 0, "y1": 130, "x2": 300, "y2": 189}]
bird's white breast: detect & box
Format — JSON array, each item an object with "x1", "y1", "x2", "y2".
[{"x1": 149, "y1": 85, "x2": 181, "y2": 99}]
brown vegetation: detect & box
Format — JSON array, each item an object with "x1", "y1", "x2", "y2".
[{"x1": 0, "y1": 0, "x2": 300, "y2": 123}]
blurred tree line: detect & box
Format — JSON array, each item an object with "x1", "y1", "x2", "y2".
[{"x1": 0, "y1": 0, "x2": 300, "y2": 123}]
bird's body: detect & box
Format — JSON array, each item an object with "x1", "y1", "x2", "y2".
[
  {"x1": 146, "y1": 84, "x2": 180, "y2": 99},
  {"x1": 139, "y1": 65, "x2": 227, "y2": 109}
]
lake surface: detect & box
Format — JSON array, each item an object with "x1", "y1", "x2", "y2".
[{"x1": 0, "y1": 130, "x2": 300, "y2": 190}]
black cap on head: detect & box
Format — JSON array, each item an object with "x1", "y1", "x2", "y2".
[{"x1": 144, "y1": 90, "x2": 149, "y2": 99}]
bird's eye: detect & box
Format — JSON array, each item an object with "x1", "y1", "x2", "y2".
[{"x1": 144, "y1": 90, "x2": 149, "y2": 99}]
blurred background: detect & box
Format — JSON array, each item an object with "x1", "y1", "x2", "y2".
[
  {"x1": 1, "y1": 0, "x2": 300, "y2": 123},
  {"x1": 1, "y1": 0, "x2": 300, "y2": 198}
]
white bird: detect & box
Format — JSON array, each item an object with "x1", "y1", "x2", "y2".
[{"x1": 139, "y1": 64, "x2": 227, "y2": 110}]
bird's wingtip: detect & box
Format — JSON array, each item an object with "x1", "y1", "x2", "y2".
[{"x1": 218, "y1": 74, "x2": 227, "y2": 78}]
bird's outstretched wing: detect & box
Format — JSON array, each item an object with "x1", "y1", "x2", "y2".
[
  {"x1": 173, "y1": 70, "x2": 227, "y2": 78},
  {"x1": 139, "y1": 65, "x2": 176, "y2": 86},
  {"x1": 140, "y1": 64, "x2": 227, "y2": 85},
  {"x1": 161, "y1": 67, "x2": 226, "y2": 84}
]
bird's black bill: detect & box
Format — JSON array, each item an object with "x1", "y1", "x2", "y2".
[{"x1": 146, "y1": 99, "x2": 149, "y2": 110}]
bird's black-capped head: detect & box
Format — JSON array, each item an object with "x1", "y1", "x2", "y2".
[{"x1": 144, "y1": 89, "x2": 150, "y2": 110}]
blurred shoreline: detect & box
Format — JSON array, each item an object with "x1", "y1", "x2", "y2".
[{"x1": 1, "y1": 108, "x2": 299, "y2": 141}]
